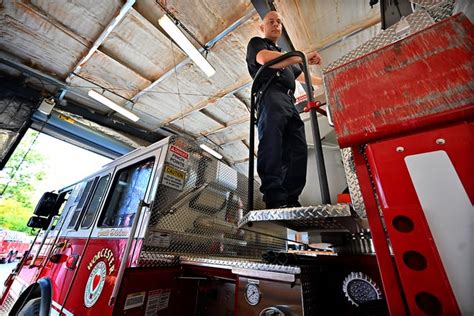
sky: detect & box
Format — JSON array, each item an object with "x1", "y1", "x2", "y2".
[
  {"x1": 2, "y1": 130, "x2": 112, "y2": 204},
  {"x1": 36, "y1": 132, "x2": 111, "y2": 189}
]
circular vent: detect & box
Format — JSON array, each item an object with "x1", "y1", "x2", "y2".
[{"x1": 342, "y1": 272, "x2": 382, "y2": 306}]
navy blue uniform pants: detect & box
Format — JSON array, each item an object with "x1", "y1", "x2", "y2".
[{"x1": 257, "y1": 88, "x2": 307, "y2": 206}]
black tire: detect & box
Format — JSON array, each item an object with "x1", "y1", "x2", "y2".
[
  {"x1": 0, "y1": 258, "x2": 6, "y2": 264},
  {"x1": 17, "y1": 297, "x2": 41, "y2": 316},
  {"x1": 10, "y1": 278, "x2": 52, "y2": 316}
]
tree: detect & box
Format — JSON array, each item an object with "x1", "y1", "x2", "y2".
[
  {"x1": 0, "y1": 199, "x2": 35, "y2": 234},
  {"x1": 0, "y1": 130, "x2": 46, "y2": 233}
]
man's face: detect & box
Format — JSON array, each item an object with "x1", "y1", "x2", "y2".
[{"x1": 261, "y1": 11, "x2": 282, "y2": 42}]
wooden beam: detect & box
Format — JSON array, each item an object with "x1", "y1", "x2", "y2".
[
  {"x1": 200, "y1": 116, "x2": 249, "y2": 137},
  {"x1": 161, "y1": 77, "x2": 251, "y2": 125}
]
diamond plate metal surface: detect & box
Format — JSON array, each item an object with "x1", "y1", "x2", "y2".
[
  {"x1": 138, "y1": 136, "x2": 286, "y2": 267},
  {"x1": 181, "y1": 256, "x2": 301, "y2": 274},
  {"x1": 425, "y1": 0, "x2": 455, "y2": 21},
  {"x1": 0, "y1": 292, "x2": 15, "y2": 314},
  {"x1": 341, "y1": 148, "x2": 367, "y2": 218},
  {"x1": 324, "y1": 10, "x2": 435, "y2": 73},
  {"x1": 411, "y1": 0, "x2": 455, "y2": 21},
  {"x1": 324, "y1": 0, "x2": 455, "y2": 74},
  {"x1": 238, "y1": 204, "x2": 352, "y2": 231},
  {"x1": 411, "y1": 0, "x2": 447, "y2": 6}
]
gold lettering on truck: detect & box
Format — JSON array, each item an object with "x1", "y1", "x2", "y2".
[{"x1": 87, "y1": 248, "x2": 115, "y2": 275}]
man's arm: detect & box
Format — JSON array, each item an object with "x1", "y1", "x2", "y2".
[
  {"x1": 256, "y1": 50, "x2": 303, "y2": 69},
  {"x1": 256, "y1": 50, "x2": 320, "y2": 69},
  {"x1": 296, "y1": 73, "x2": 323, "y2": 86}
]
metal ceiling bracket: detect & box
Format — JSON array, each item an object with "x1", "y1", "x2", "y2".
[{"x1": 66, "y1": 0, "x2": 136, "y2": 82}]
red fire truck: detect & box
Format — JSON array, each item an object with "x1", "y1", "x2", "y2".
[
  {"x1": 0, "y1": 230, "x2": 32, "y2": 264},
  {"x1": 0, "y1": 11, "x2": 472, "y2": 316}
]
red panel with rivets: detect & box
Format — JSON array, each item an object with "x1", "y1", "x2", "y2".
[{"x1": 364, "y1": 121, "x2": 473, "y2": 315}]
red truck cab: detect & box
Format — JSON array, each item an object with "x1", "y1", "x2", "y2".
[{"x1": 0, "y1": 229, "x2": 32, "y2": 264}]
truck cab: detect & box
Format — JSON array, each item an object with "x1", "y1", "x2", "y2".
[{"x1": 0, "y1": 230, "x2": 32, "y2": 264}]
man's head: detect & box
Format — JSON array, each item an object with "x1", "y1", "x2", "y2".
[{"x1": 260, "y1": 11, "x2": 282, "y2": 43}]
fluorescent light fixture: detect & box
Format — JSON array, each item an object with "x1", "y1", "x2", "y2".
[
  {"x1": 88, "y1": 90, "x2": 139, "y2": 122},
  {"x1": 200, "y1": 144, "x2": 223, "y2": 160},
  {"x1": 159, "y1": 15, "x2": 216, "y2": 77}
]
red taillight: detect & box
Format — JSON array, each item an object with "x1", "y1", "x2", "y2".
[{"x1": 49, "y1": 253, "x2": 66, "y2": 264}]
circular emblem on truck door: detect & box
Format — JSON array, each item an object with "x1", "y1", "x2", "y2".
[{"x1": 84, "y1": 261, "x2": 107, "y2": 307}]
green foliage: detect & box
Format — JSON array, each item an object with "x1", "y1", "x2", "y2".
[
  {"x1": 0, "y1": 199, "x2": 34, "y2": 234},
  {"x1": 0, "y1": 130, "x2": 46, "y2": 209},
  {"x1": 0, "y1": 130, "x2": 46, "y2": 235}
]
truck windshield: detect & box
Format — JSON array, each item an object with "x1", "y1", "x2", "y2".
[{"x1": 98, "y1": 159, "x2": 154, "y2": 228}]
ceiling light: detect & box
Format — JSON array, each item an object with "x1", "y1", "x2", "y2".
[
  {"x1": 200, "y1": 144, "x2": 223, "y2": 160},
  {"x1": 159, "y1": 15, "x2": 216, "y2": 77},
  {"x1": 88, "y1": 90, "x2": 139, "y2": 122}
]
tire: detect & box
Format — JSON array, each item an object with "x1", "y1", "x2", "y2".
[
  {"x1": 10, "y1": 278, "x2": 51, "y2": 316},
  {"x1": 0, "y1": 258, "x2": 6, "y2": 264},
  {"x1": 17, "y1": 297, "x2": 41, "y2": 316}
]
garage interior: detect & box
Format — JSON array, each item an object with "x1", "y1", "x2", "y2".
[
  {"x1": 1, "y1": 0, "x2": 395, "y2": 168},
  {"x1": 0, "y1": 0, "x2": 472, "y2": 315}
]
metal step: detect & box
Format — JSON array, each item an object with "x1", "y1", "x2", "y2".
[{"x1": 238, "y1": 204, "x2": 361, "y2": 234}]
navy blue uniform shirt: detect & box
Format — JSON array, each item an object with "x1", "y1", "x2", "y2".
[{"x1": 246, "y1": 37, "x2": 302, "y2": 92}]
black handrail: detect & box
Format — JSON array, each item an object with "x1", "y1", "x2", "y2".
[{"x1": 247, "y1": 51, "x2": 330, "y2": 210}]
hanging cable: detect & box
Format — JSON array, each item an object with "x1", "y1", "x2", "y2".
[
  {"x1": 36, "y1": 80, "x2": 245, "y2": 102},
  {"x1": 68, "y1": 72, "x2": 134, "y2": 103},
  {"x1": 170, "y1": 38, "x2": 186, "y2": 131},
  {"x1": 199, "y1": 133, "x2": 224, "y2": 151}
]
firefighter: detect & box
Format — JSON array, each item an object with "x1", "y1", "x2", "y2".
[{"x1": 246, "y1": 10, "x2": 322, "y2": 208}]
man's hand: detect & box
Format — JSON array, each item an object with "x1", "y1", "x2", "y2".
[{"x1": 306, "y1": 51, "x2": 322, "y2": 65}]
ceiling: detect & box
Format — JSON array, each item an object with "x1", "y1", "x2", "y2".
[{"x1": 0, "y1": 0, "x2": 383, "y2": 175}]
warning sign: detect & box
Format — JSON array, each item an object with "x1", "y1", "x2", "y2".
[
  {"x1": 148, "y1": 232, "x2": 171, "y2": 248},
  {"x1": 162, "y1": 165, "x2": 186, "y2": 191},
  {"x1": 166, "y1": 145, "x2": 189, "y2": 169},
  {"x1": 145, "y1": 289, "x2": 171, "y2": 315},
  {"x1": 124, "y1": 291, "x2": 146, "y2": 310}
]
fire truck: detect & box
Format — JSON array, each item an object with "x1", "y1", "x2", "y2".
[
  {"x1": 0, "y1": 230, "x2": 32, "y2": 264},
  {"x1": 1, "y1": 10, "x2": 472, "y2": 316}
]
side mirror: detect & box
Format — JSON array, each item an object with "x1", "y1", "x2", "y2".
[
  {"x1": 27, "y1": 216, "x2": 49, "y2": 229},
  {"x1": 33, "y1": 192, "x2": 58, "y2": 217}
]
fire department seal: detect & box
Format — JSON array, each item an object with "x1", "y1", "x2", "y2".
[
  {"x1": 84, "y1": 248, "x2": 115, "y2": 307},
  {"x1": 84, "y1": 261, "x2": 107, "y2": 307}
]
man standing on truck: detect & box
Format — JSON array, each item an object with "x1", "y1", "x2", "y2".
[{"x1": 246, "y1": 11, "x2": 323, "y2": 209}]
